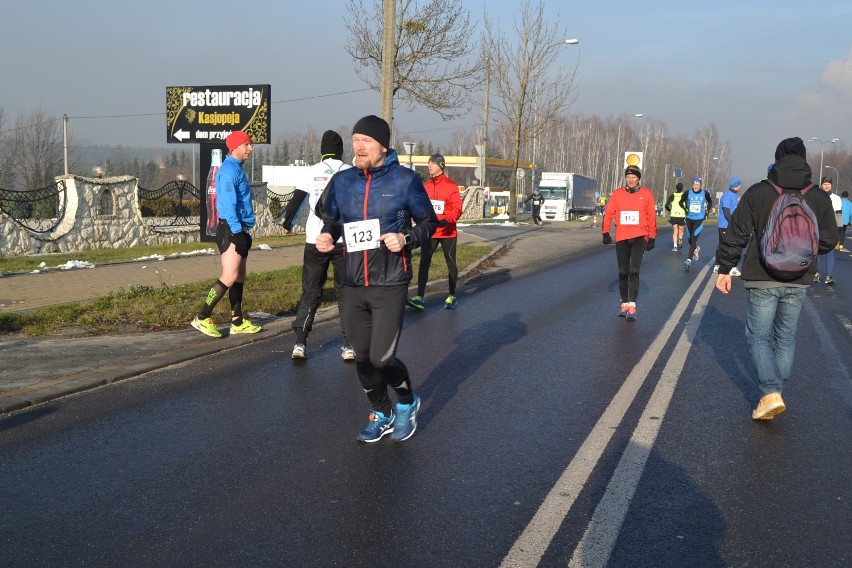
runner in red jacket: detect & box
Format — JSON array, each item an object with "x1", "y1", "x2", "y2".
[
  {"x1": 601, "y1": 165, "x2": 657, "y2": 320},
  {"x1": 407, "y1": 153, "x2": 464, "y2": 310}
]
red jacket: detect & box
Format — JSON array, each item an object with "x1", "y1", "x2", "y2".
[
  {"x1": 602, "y1": 186, "x2": 657, "y2": 242},
  {"x1": 423, "y1": 173, "x2": 463, "y2": 238}
]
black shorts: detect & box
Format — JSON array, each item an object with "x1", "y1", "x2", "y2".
[
  {"x1": 215, "y1": 220, "x2": 252, "y2": 256},
  {"x1": 669, "y1": 217, "x2": 685, "y2": 226}
]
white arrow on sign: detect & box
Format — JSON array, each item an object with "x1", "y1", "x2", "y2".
[{"x1": 173, "y1": 129, "x2": 191, "y2": 142}]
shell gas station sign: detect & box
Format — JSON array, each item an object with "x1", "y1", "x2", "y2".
[{"x1": 623, "y1": 151, "x2": 644, "y2": 171}]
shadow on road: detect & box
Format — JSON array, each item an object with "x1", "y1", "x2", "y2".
[{"x1": 415, "y1": 311, "x2": 527, "y2": 430}]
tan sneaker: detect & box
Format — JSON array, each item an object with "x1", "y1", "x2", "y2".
[{"x1": 752, "y1": 392, "x2": 786, "y2": 420}]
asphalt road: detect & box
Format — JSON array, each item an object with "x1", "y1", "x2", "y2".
[{"x1": 1, "y1": 228, "x2": 850, "y2": 567}]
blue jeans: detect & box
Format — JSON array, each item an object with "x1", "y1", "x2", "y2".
[{"x1": 745, "y1": 287, "x2": 807, "y2": 396}]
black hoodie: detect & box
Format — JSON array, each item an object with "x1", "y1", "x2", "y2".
[{"x1": 715, "y1": 154, "x2": 839, "y2": 285}]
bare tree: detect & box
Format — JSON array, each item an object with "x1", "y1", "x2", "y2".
[
  {"x1": 0, "y1": 107, "x2": 13, "y2": 187},
  {"x1": 11, "y1": 107, "x2": 64, "y2": 190},
  {"x1": 692, "y1": 123, "x2": 724, "y2": 190},
  {"x1": 344, "y1": 0, "x2": 481, "y2": 130},
  {"x1": 449, "y1": 128, "x2": 478, "y2": 157},
  {"x1": 483, "y1": 0, "x2": 579, "y2": 220}
]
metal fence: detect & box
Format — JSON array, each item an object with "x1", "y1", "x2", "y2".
[
  {"x1": 138, "y1": 180, "x2": 201, "y2": 231},
  {"x1": 0, "y1": 180, "x2": 67, "y2": 234}
]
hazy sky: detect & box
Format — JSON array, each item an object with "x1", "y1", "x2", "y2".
[{"x1": 3, "y1": 0, "x2": 851, "y2": 186}]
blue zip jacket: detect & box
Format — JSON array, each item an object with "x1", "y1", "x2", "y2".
[
  {"x1": 320, "y1": 149, "x2": 438, "y2": 287},
  {"x1": 216, "y1": 155, "x2": 255, "y2": 234}
]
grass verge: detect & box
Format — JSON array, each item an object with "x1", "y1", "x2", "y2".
[
  {"x1": 0, "y1": 244, "x2": 492, "y2": 337},
  {"x1": 0, "y1": 236, "x2": 302, "y2": 274}
]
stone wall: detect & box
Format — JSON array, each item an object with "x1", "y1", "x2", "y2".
[
  {"x1": 460, "y1": 186, "x2": 486, "y2": 221},
  {"x1": 0, "y1": 174, "x2": 286, "y2": 256},
  {"x1": 0, "y1": 178, "x2": 489, "y2": 256}
]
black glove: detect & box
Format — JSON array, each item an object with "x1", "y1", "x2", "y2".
[
  {"x1": 645, "y1": 237, "x2": 655, "y2": 251},
  {"x1": 437, "y1": 219, "x2": 449, "y2": 227},
  {"x1": 230, "y1": 231, "x2": 251, "y2": 257},
  {"x1": 602, "y1": 233, "x2": 612, "y2": 245}
]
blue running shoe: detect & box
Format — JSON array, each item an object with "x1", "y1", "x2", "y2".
[
  {"x1": 407, "y1": 296, "x2": 425, "y2": 310},
  {"x1": 444, "y1": 295, "x2": 457, "y2": 309},
  {"x1": 683, "y1": 259, "x2": 691, "y2": 271},
  {"x1": 391, "y1": 393, "x2": 421, "y2": 442},
  {"x1": 617, "y1": 303, "x2": 629, "y2": 317},
  {"x1": 356, "y1": 410, "x2": 394, "y2": 443}
]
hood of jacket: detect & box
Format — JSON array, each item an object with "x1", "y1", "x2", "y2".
[{"x1": 768, "y1": 154, "x2": 812, "y2": 191}]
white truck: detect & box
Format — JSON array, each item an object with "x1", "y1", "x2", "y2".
[
  {"x1": 261, "y1": 164, "x2": 308, "y2": 196},
  {"x1": 537, "y1": 172, "x2": 599, "y2": 221}
]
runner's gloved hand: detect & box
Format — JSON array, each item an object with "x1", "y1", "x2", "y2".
[
  {"x1": 645, "y1": 237, "x2": 655, "y2": 251},
  {"x1": 437, "y1": 219, "x2": 449, "y2": 227},
  {"x1": 231, "y1": 232, "x2": 251, "y2": 257},
  {"x1": 602, "y1": 233, "x2": 612, "y2": 245}
]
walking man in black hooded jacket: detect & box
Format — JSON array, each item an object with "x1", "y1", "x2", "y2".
[{"x1": 715, "y1": 137, "x2": 838, "y2": 421}]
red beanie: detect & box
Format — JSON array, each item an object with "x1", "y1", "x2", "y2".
[{"x1": 226, "y1": 130, "x2": 251, "y2": 152}]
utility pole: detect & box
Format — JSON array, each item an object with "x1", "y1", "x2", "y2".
[
  {"x1": 482, "y1": 58, "x2": 489, "y2": 190},
  {"x1": 63, "y1": 114, "x2": 69, "y2": 175},
  {"x1": 380, "y1": 0, "x2": 396, "y2": 137}
]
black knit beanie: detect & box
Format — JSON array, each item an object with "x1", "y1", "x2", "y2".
[
  {"x1": 352, "y1": 115, "x2": 390, "y2": 149},
  {"x1": 774, "y1": 137, "x2": 806, "y2": 160},
  {"x1": 320, "y1": 130, "x2": 344, "y2": 159},
  {"x1": 428, "y1": 153, "x2": 446, "y2": 170}
]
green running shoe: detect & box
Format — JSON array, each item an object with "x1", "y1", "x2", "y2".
[
  {"x1": 230, "y1": 319, "x2": 262, "y2": 334},
  {"x1": 191, "y1": 316, "x2": 222, "y2": 338}
]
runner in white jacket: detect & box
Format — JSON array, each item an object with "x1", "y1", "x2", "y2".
[{"x1": 281, "y1": 130, "x2": 353, "y2": 359}]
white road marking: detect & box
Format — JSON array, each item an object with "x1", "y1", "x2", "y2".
[
  {"x1": 499, "y1": 261, "x2": 714, "y2": 568},
  {"x1": 837, "y1": 312, "x2": 852, "y2": 334},
  {"x1": 804, "y1": 301, "x2": 852, "y2": 406},
  {"x1": 568, "y1": 273, "x2": 717, "y2": 567}
]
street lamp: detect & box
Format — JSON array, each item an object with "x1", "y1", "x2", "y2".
[
  {"x1": 530, "y1": 39, "x2": 579, "y2": 194},
  {"x1": 824, "y1": 165, "x2": 840, "y2": 192},
  {"x1": 701, "y1": 157, "x2": 719, "y2": 188},
  {"x1": 403, "y1": 141, "x2": 417, "y2": 170},
  {"x1": 711, "y1": 157, "x2": 720, "y2": 192},
  {"x1": 808, "y1": 137, "x2": 839, "y2": 185}
]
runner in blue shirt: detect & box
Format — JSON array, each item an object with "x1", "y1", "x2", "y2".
[
  {"x1": 679, "y1": 176, "x2": 713, "y2": 270},
  {"x1": 714, "y1": 177, "x2": 741, "y2": 276},
  {"x1": 191, "y1": 131, "x2": 263, "y2": 338},
  {"x1": 840, "y1": 190, "x2": 851, "y2": 251}
]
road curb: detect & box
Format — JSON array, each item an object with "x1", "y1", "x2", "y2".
[{"x1": 0, "y1": 240, "x2": 506, "y2": 415}]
